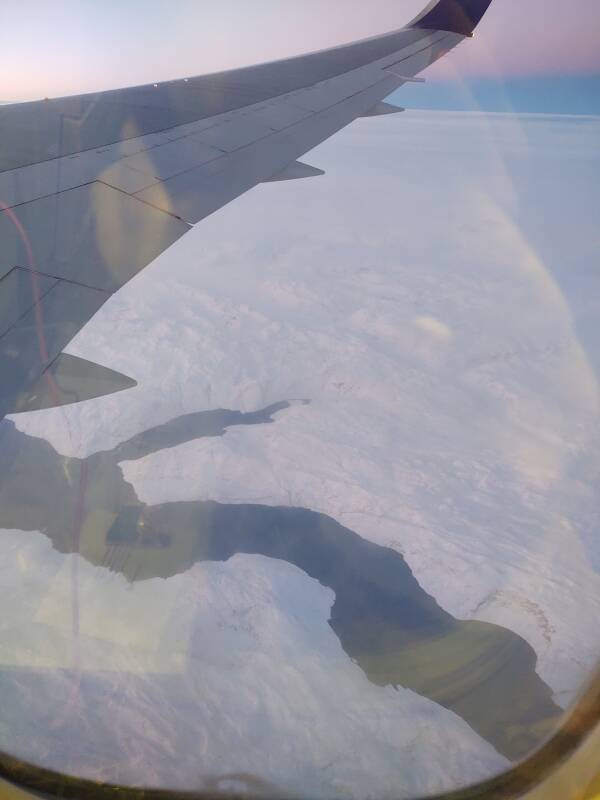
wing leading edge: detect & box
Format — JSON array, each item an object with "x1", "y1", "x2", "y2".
[{"x1": 0, "y1": 0, "x2": 494, "y2": 418}]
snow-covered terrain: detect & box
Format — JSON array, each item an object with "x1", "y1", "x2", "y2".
[
  {"x1": 0, "y1": 528, "x2": 506, "y2": 797},
  {"x1": 4, "y1": 110, "x2": 600, "y2": 794}
]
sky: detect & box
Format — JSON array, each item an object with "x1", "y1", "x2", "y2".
[{"x1": 1, "y1": 0, "x2": 600, "y2": 113}]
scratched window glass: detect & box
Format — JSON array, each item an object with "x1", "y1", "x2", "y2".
[{"x1": 0, "y1": 1, "x2": 599, "y2": 798}]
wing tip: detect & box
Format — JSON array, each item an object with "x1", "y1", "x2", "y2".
[{"x1": 409, "y1": 0, "x2": 494, "y2": 37}]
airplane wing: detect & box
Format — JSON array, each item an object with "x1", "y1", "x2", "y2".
[{"x1": 0, "y1": 0, "x2": 493, "y2": 418}]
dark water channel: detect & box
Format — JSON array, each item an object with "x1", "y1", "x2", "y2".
[{"x1": 0, "y1": 401, "x2": 561, "y2": 765}]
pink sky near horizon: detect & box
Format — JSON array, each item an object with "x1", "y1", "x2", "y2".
[{"x1": 2, "y1": 0, "x2": 599, "y2": 101}]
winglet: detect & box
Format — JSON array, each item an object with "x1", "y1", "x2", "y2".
[{"x1": 408, "y1": 0, "x2": 494, "y2": 37}]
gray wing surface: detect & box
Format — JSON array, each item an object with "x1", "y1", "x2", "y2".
[{"x1": 0, "y1": 0, "x2": 493, "y2": 418}]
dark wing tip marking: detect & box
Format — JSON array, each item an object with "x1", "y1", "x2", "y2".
[{"x1": 409, "y1": 0, "x2": 494, "y2": 37}]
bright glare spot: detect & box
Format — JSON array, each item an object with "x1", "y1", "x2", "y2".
[{"x1": 414, "y1": 315, "x2": 453, "y2": 342}]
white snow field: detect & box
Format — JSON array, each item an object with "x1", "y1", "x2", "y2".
[
  {"x1": 0, "y1": 528, "x2": 507, "y2": 797},
  {"x1": 5, "y1": 110, "x2": 600, "y2": 794}
]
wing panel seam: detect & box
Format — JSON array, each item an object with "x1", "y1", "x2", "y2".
[{"x1": 0, "y1": 268, "x2": 59, "y2": 341}]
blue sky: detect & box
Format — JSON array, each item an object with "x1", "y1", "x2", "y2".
[
  {"x1": 395, "y1": 74, "x2": 600, "y2": 116},
  {"x1": 1, "y1": 1, "x2": 599, "y2": 114}
]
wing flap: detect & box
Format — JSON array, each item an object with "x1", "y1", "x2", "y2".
[
  {"x1": 120, "y1": 137, "x2": 223, "y2": 181},
  {"x1": 0, "y1": 268, "x2": 57, "y2": 338},
  {"x1": 0, "y1": 183, "x2": 189, "y2": 293},
  {"x1": 0, "y1": 280, "x2": 109, "y2": 418},
  {"x1": 0, "y1": 186, "x2": 188, "y2": 417},
  {"x1": 194, "y1": 116, "x2": 277, "y2": 153}
]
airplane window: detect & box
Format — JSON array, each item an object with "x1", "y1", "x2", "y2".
[{"x1": 0, "y1": 2, "x2": 599, "y2": 798}]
